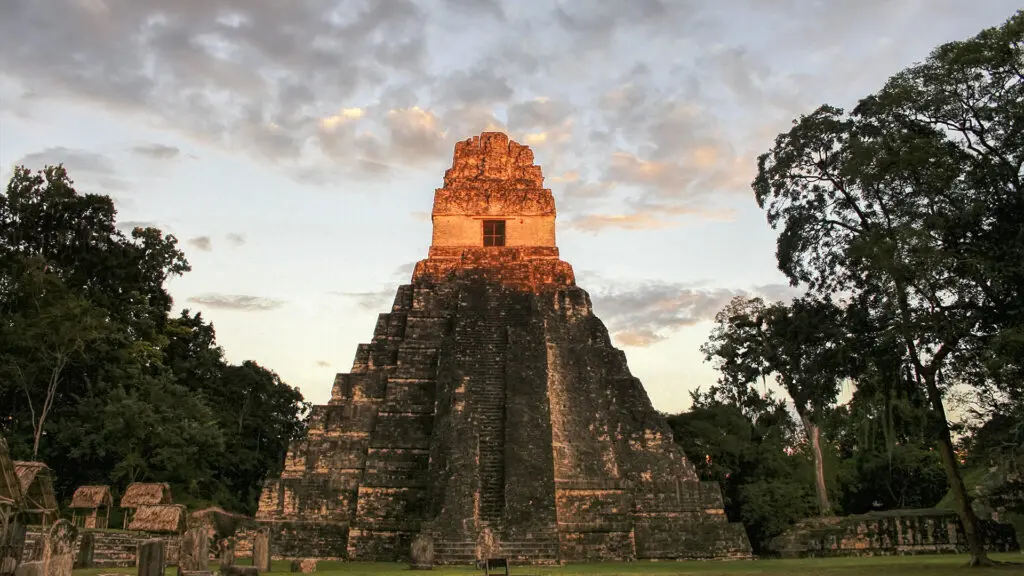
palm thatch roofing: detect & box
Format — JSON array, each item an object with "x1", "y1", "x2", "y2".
[
  {"x1": 12, "y1": 461, "x2": 57, "y2": 514},
  {"x1": 119, "y1": 482, "x2": 172, "y2": 508},
  {"x1": 127, "y1": 504, "x2": 187, "y2": 533},
  {"x1": 190, "y1": 506, "x2": 260, "y2": 537},
  {"x1": 69, "y1": 485, "x2": 113, "y2": 509},
  {"x1": 0, "y1": 437, "x2": 22, "y2": 507}
]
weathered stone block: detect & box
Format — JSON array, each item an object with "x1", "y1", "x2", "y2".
[
  {"x1": 137, "y1": 539, "x2": 166, "y2": 576},
  {"x1": 259, "y1": 522, "x2": 348, "y2": 561},
  {"x1": 42, "y1": 521, "x2": 76, "y2": 576},
  {"x1": 288, "y1": 559, "x2": 316, "y2": 573},
  {"x1": 13, "y1": 560, "x2": 42, "y2": 576},
  {"x1": 178, "y1": 528, "x2": 209, "y2": 573},
  {"x1": 558, "y1": 532, "x2": 634, "y2": 562},
  {"x1": 409, "y1": 534, "x2": 434, "y2": 570},
  {"x1": 217, "y1": 538, "x2": 233, "y2": 569},
  {"x1": 252, "y1": 529, "x2": 271, "y2": 573},
  {"x1": 346, "y1": 529, "x2": 410, "y2": 562},
  {"x1": 73, "y1": 531, "x2": 94, "y2": 569}
]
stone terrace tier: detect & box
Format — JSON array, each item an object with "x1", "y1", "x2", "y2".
[
  {"x1": 256, "y1": 277, "x2": 752, "y2": 563},
  {"x1": 413, "y1": 247, "x2": 575, "y2": 291}
]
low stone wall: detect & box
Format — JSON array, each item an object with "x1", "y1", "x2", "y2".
[
  {"x1": 23, "y1": 528, "x2": 182, "y2": 568},
  {"x1": 768, "y1": 509, "x2": 1020, "y2": 558}
]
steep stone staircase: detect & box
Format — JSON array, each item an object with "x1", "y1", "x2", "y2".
[
  {"x1": 432, "y1": 539, "x2": 478, "y2": 565},
  {"x1": 432, "y1": 531, "x2": 561, "y2": 566},
  {"x1": 498, "y1": 530, "x2": 560, "y2": 565},
  {"x1": 472, "y1": 297, "x2": 507, "y2": 523}
]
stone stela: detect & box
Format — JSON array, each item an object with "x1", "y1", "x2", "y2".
[{"x1": 255, "y1": 132, "x2": 753, "y2": 564}]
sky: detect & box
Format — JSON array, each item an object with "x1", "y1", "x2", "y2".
[{"x1": 0, "y1": 1, "x2": 1019, "y2": 414}]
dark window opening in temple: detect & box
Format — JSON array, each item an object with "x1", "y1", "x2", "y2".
[{"x1": 483, "y1": 220, "x2": 506, "y2": 247}]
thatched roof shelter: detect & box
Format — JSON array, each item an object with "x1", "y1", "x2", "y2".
[
  {"x1": 190, "y1": 507, "x2": 260, "y2": 538},
  {"x1": 120, "y1": 482, "x2": 172, "y2": 508},
  {"x1": 0, "y1": 438, "x2": 22, "y2": 508},
  {"x1": 127, "y1": 504, "x2": 186, "y2": 534},
  {"x1": 70, "y1": 485, "x2": 113, "y2": 529},
  {"x1": 12, "y1": 462, "x2": 57, "y2": 520},
  {"x1": 70, "y1": 485, "x2": 112, "y2": 509}
]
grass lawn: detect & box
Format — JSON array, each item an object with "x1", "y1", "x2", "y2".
[{"x1": 72, "y1": 554, "x2": 1024, "y2": 576}]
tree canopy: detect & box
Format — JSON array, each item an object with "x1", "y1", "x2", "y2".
[
  {"x1": 0, "y1": 165, "x2": 309, "y2": 516},
  {"x1": 741, "y1": 8, "x2": 1024, "y2": 565}
]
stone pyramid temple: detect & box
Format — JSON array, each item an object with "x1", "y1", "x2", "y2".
[{"x1": 256, "y1": 132, "x2": 753, "y2": 564}]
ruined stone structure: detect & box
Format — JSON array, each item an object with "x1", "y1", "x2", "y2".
[
  {"x1": 256, "y1": 133, "x2": 752, "y2": 563},
  {"x1": 768, "y1": 509, "x2": 1019, "y2": 558}
]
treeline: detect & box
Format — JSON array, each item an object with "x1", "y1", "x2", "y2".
[
  {"x1": 664, "y1": 11, "x2": 1024, "y2": 562},
  {"x1": 0, "y1": 165, "x2": 309, "y2": 515}
]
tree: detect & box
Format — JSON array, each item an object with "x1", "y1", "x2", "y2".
[
  {"x1": 0, "y1": 256, "x2": 109, "y2": 457},
  {"x1": 702, "y1": 295, "x2": 848, "y2": 515},
  {"x1": 0, "y1": 165, "x2": 190, "y2": 338},
  {"x1": 0, "y1": 164, "x2": 307, "y2": 513},
  {"x1": 666, "y1": 387, "x2": 817, "y2": 552},
  {"x1": 752, "y1": 11, "x2": 1024, "y2": 564},
  {"x1": 162, "y1": 311, "x2": 309, "y2": 513},
  {"x1": 826, "y1": 379, "x2": 949, "y2": 514}
]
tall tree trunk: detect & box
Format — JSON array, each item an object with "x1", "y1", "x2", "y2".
[
  {"x1": 921, "y1": 369, "x2": 990, "y2": 566},
  {"x1": 799, "y1": 411, "x2": 832, "y2": 515},
  {"x1": 32, "y1": 354, "x2": 67, "y2": 458}
]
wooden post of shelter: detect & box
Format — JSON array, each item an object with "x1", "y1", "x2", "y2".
[{"x1": 0, "y1": 438, "x2": 25, "y2": 576}]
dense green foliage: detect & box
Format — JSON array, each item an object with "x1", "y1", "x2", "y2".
[
  {"x1": 700, "y1": 296, "x2": 849, "y2": 516},
  {"x1": 0, "y1": 165, "x2": 309, "y2": 515},
  {"x1": 666, "y1": 387, "x2": 817, "y2": 553},
  {"x1": 672, "y1": 10, "x2": 1024, "y2": 561}
]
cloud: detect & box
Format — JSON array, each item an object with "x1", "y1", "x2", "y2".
[
  {"x1": 116, "y1": 220, "x2": 160, "y2": 233},
  {"x1": 320, "y1": 107, "x2": 365, "y2": 131},
  {"x1": 385, "y1": 106, "x2": 447, "y2": 164},
  {"x1": 131, "y1": 143, "x2": 180, "y2": 160},
  {"x1": 568, "y1": 212, "x2": 682, "y2": 233},
  {"x1": 507, "y1": 98, "x2": 573, "y2": 131},
  {"x1": 226, "y1": 232, "x2": 246, "y2": 247},
  {"x1": 331, "y1": 289, "x2": 395, "y2": 312},
  {"x1": 567, "y1": 204, "x2": 737, "y2": 232},
  {"x1": 315, "y1": 360, "x2": 331, "y2": 368},
  {"x1": 187, "y1": 236, "x2": 212, "y2": 252},
  {"x1": 592, "y1": 281, "x2": 803, "y2": 347},
  {"x1": 188, "y1": 293, "x2": 285, "y2": 311},
  {"x1": 441, "y1": 0, "x2": 506, "y2": 20},
  {"x1": 14, "y1": 147, "x2": 130, "y2": 191},
  {"x1": 1, "y1": 0, "x2": 434, "y2": 180},
  {"x1": 2, "y1": 0, "x2": 1014, "y2": 217},
  {"x1": 328, "y1": 262, "x2": 414, "y2": 310},
  {"x1": 393, "y1": 261, "x2": 418, "y2": 278},
  {"x1": 437, "y1": 66, "x2": 514, "y2": 107}
]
